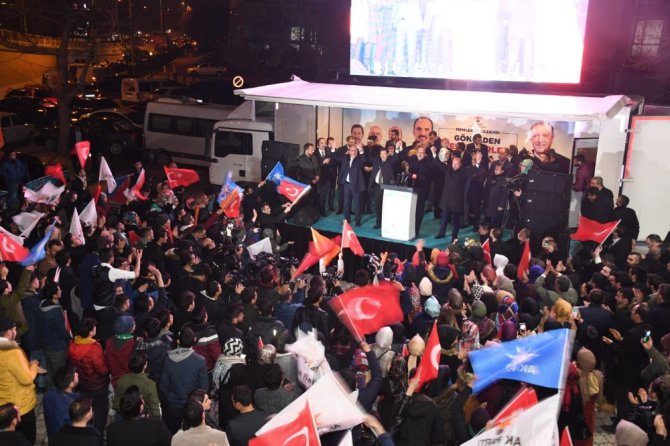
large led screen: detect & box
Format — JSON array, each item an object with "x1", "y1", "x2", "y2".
[{"x1": 350, "y1": 0, "x2": 589, "y2": 83}]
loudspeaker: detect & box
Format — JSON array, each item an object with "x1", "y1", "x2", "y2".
[
  {"x1": 522, "y1": 171, "x2": 573, "y2": 238},
  {"x1": 261, "y1": 158, "x2": 300, "y2": 179},
  {"x1": 292, "y1": 205, "x2": 321, "y2": 226}
]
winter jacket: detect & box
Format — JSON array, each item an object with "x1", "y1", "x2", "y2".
[
  {"x1": 0, "y1": 269, "x2": 31, "y2": 337},
  {"x1": 113, "y1": 372, "x2": 161, "y2": 417},
  {"x1": 159, "y1": 347, "x2": 208, "y2": 408},
  {"x1": 187, "y1": 322, "x2": 221, "y2": 371},
  {"x1": 0, "y1": 159, "x2": 27, "y2": 184},
  {"x1": 292, "y1": 305, "x2": 330, "y2": 346},
  {"x1": 42, "y1": 389, "x2": 78, "y2": 437},
  {"x1": 38, "y1": 299, "x2": 70, "y2": 350},
  {"x1": 0, "y1": 339, "x2": 37, "y2": 415},
  {"x1": 247, "y1": 316, "x2": 284, "y2": 351},
  {"x1": 426, "y1": 265, "x2": 455, "y2": 304},
  {"x1": 358, "y1": 350, "x2": 384, "y2": 412},
  {"x1": 533, "y1": 275, "x2": 578, "y2": 307},
  {"x1": 135, "y1": 336, "x2": 169, "y2": 382},
  {"x1": 105, "y1": 335, "x2": 136, "y2": 386},
  {"x1": 20, "y1": 290, "x2": 42, "y2": 352},
  {"x1": 392, "y1": 393, "x2": 446, "y2": 446},
  {"x1": 68, "y1": 336, "x2": 109, "y2": 392}
]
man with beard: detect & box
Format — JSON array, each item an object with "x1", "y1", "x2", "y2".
[{"x1": 528, "y1": 121, "x2": 570, "y2": 173}]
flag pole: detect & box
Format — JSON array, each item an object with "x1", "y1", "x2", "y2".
[
  {"x1": 334, "y1": 294, "x2": 363, "y2": 343},
  {"x1": 596, "y1": 219, "x2": 621, "y2": 250}
]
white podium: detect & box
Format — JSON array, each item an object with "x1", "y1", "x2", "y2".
[{"x1": 381, "y1": 185, "x2": 417, "y2": 241}]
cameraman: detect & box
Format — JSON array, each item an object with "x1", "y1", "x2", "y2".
[{"x1": 274, "y1": 276, "x2": 306, "y2": 328}]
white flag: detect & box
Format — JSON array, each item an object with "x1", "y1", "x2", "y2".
[
  {"x1": 246, "y1": 237, "x2": 273, "y2": 259},
  {"x1": 24, "y1": 182, "x2": 65, "y2": 205},
  {"x1": 256, "y1": 372, "x2": 365, "y2": 435},
  {"x1": 12, "y1": 211, "x2": 43, "y2": 235},
  {"x1": 286, "y1": 333, "x2": 331, "y2": 389},
  {"x1": 70, "y1": 208, "x2": 85, "y2": 246},
  {"x1": 99, "y1": 156, "x2": 116, "y2": 192},
  {"x1": 461, "y1": 393, "x2": 561, "y2": 446},
  {"x1": 0, "y1": 226, "x2": 25, "y2": 245},
  {"x1": 79, "y1": 199, "x2": 98, "y2": 228}
]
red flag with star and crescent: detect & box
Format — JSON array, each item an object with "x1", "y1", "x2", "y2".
[
  {"x1": 517, "y1": 239, "x2": 531, "y2": 281},
  {"x1": 249, "y1": 401, "x2": 320, "y2": 446},
  {"x1": 164, "y1": 166, "x2": 199, "y2": 188},
  {"x1": 570, "y1": 216, "x2": 620, "y2": 245},
  {"x1": 45, "y1": 163, "x2": 66, "y2": 185},
  {"x1": 328, "y1": 282, "x2": 402, "y2": 341},
  {"x1": 277, "y1": 177, "x2": 310, "y2": 203},
  {"x1": 482, "y1": 238, "x2": 492, "y2": 265},
  {"x1": 415, "y1": 321, "x2": 440, "y2": 391},
  {"x1": 341, "y1": 220, "x2": 364, "y2": 256},
  {"x1": 0, "y1": 231, "x2": 29, "y2": 262},
  {"x1": 75, "y1": 140, "x2": 90, "y2": 169}
]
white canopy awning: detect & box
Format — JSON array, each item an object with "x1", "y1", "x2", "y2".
[{"x1": 236, "y1": 78, "x2": 626, "y2": 122}]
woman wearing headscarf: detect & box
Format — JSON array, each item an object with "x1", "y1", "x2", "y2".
[{"x1": 575, "y1": 347, "x2": 603, "y2": 446}]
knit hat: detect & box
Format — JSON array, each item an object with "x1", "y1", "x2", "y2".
[
  {"x1": 493, "y1": 254, "x2": 509, "y2": 276},
  {"x1": 114, "y1": 316, "x2": 135, "y2": 335},
  {"x1": 424, "y1": 296, "x2": 441, "y2": 318},
  {"x1": 438, "y1": 325, "x2": 461, "y2": 349},
  {"x1": 528, "y1": 265, "x2": 544, "y2": 284},
  {"x1": 0, "y1": 317, "x2": 16, "y2": 333},
  {"x1": 223, "y1": 337, "x2": 244, "y2": 356},
  {"x1": 471, "y1": 300, "x2": 487, "y2": 320},
  {"x1": 419, "y1": 277, "x2": 433, "y2": 297}
]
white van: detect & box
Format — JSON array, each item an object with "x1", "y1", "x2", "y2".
[
  {"x1": 144, "y1": 98, "x2": 237, "y2": 167},
  {"x1": 121, "y1": 78, "x2": 180, "y2": 104}
]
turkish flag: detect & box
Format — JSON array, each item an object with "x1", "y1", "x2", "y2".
[
  {"x1": 328, "y1": 282, "x2": 402, "y2": 341},
  {"x1": 0, "y1": 231, "x2": 29, "y2": 262},
  {"x1": 493, "y1": 386, "x2": 538, "y2": 423},
  {"x1": 482, "y1": 238, "x2": 492, "y2": 265},
  {"x1": 164, "y1": 166, "x2": 199, "y2": 188},
  {"x1": 292, "y1": 252, "x2": 320, "y2": 279},
  {"x1": 75, "y1": 140, "x2": 90, "y2": 169},
  {"x1": 341, "y1": 220, "x2": 364, "y2": 256},
  {"x1": 560, "y1": 427, "x2": 573, "y2": 446},
  {"x1": 219, "y1": 188, "x2": 241, "y2": 218},
  {"x1": 278, "y1": 178, "x2": 308, "y2": 203},
  {"x1": 310, "y1": 228, "x2": 337, "y2": 256},
  {"x1": 570, "y1": 216, "x2": 620, "y2": 245},
  {"x1": 250, "y1": 401, "x2": 320, "y2": 446},
  {"x1": 517, "y1": 240, "x2": 531, "y2": 281},
  {"x1": 45, "y1": 163, "x2": 66, "y2": 185},
  {"x1": 415, "y1": 321, "x2": 440, "y2": 390}
]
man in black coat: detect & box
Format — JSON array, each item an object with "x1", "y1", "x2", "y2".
[
  {"x1": 315, "y1": 137, "x2": 335, "y2": 215},
  {"x1": 369, "y1": 146, "x2": 397, "y2": 229},
  {"x1": 409, "y1": 146, "x2": 433, "y2": 238},
  {"x1": 463, "y1": 133, "x2": 489, "y2": 171},
  {"x1": 435, "y1": 155, "x2": 469, "y2": 241},
  {"x1": 339, "y1": 138, "x2": 367, "y2": 226},
  {"x1": 298, "y1": 142, "x2": 320, "y2": 208},
  {"x1": 581, "y1": 187, "x2": 613, "y2": 223},
  {"x1": 613, "y1": 195, "x2": 640, "y2": 241}
]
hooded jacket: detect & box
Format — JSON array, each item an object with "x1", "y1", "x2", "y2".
[
  {"x1": 187, "y1": 322, "x2": 221, "y2": 371},
  {"x1": 38, "y1": 299, "x2": 70, "y2": 350},
  {"x1": 68, "y1": 336, "x2": 109, "y2": 392},
  {"x1": 0, "y1": 339, "x2": 37, "y2": 415},
  {"x1": 0, "y1": 269, "x2": 31, "y2": 337},
  {"x1": 135, "y1": 336, "x2": 169, "y2": 382},
  {"x1": 159, "y1": 347, "x2": 208, "y2": 407},
  {"x1": 105, "y1": 335, "x2": 136, "y2": 386}
]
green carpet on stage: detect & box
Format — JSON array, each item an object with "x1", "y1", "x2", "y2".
[{"x1": 290, "y1": 210, "x2": 481, "y2": 251}]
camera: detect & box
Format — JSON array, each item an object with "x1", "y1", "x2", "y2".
[
  {"x1": 363, "y1": 253, "x2": 381, "y2": 275},
  {"x1": 322, "y1": 266, "x2": 343, "y2": 287}
]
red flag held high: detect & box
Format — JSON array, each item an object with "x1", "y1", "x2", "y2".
[
  {"x1": 493, "y1": 386, "x2": 538, "y2": 423},
  {"x1": 249, "y1": 401, "x2": 320, "y2": 446},
  {"x1": 277, "y1": 178, "x2": 309, "y2": 203},
  {"x1": 482, "y1": 238, "x2": 492, "y2": 265},
  {"x1": 342, "y1": 220, "x2": 364, "y2": 256},
  {"x1": 415, "y1": 321, "x2": 440, "y2": 390},
  {"x1": 328, "y1": 282, "x2": 402, "y2": 341},
  {"x1": 164, "y1": 166, "x2": 199, "y2": 188},
  {"x1": 45, "y1": 163, "x2": 66, "y2": 185},
  {"x1": 517, "y1": 239, "x2": 530, "y2": 281},
  {"x1": 0, "y1": 231, "x2": 29, "y2": 262},
  {"x1": 75, "y1": 141, "x2": 90, "y2": 169},
  {"x1": 570, "y1": 216, "x2": 620, "y2": 245}
]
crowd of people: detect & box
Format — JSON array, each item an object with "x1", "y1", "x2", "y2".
[
  {"x1": 297, "y1": 120, "x2": 574, "y2": 242},
  {"x1": 0, "y1": 133, "x2": 667, "y2": 446}
]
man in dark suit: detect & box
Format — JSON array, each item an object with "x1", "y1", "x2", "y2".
[
  {"x1": 298, "y1": 142, "x2": 320, "y2": 208},
  {"x1": 604, "y1": 226, "x2": 633, "y2": 270},
  {"x1": 369, "y1": 146, "x2": 397, "y2": 229},
  {"x1": 435, "y1": 154, "x2": 469, "y2": 242},
  {"x1": 409, "y1": 145, "x2": 433, "y2": 238},
  {"x1": 315, "y1": 137, "x2": 335, "y2": 215},
  {"x1": 613, "y1": 195, "x2": 640, "y2": 241},
  {"x1": 384, "y1": 128, "x2": 406, "y2": 154},
  {"x1": 339, "y1": 137, "x2": 366, "y2": 226},
  {"x1": 463, "y1": 133, "x2": 489, "y2": 171}
]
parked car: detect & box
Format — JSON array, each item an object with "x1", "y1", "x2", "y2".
[
  {"x1": 4, "y1": 85, "x2": 57, "y2": 107},
  {"x1": 0, "y1": 112, "x2": 36, "y2": 145},
  {"x1": 70, "y1": 97, "x2": 120, "y2": 122},
  {"x1": 86, "y1": 106, "x2": 145, "y2": 129},
  {"x1": 186, "y1": 62, "x2": 230, "y2": 77},
  {"x1": 146, "y1": 86, "x2": 203, "y2": 102},
  {"x1": 0, "y1": 96, "x2": 57, "y2": 128},
  {"x1": 74, "y1": 113, "x2": 144, "y2": 157}
]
